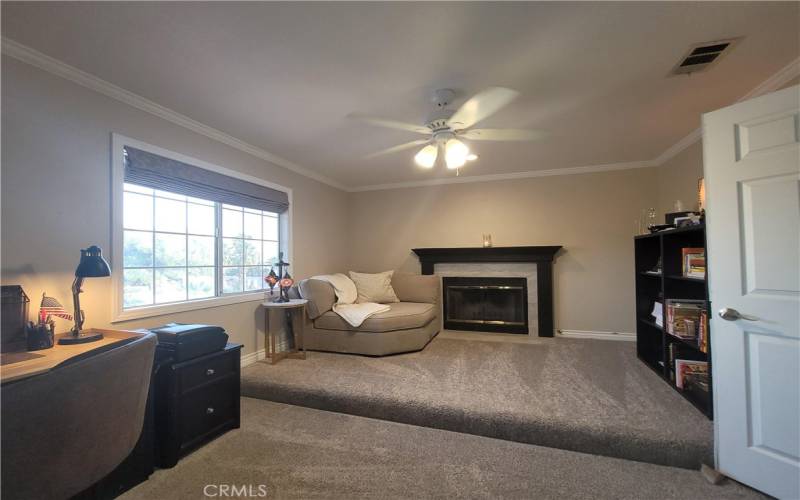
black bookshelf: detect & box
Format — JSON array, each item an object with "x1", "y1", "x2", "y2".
[{"x1": 634, "y1": 225, "x2": 712, "y2": 419}]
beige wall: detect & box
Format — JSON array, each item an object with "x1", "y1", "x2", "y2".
[
  {"x1": 10, "y1": 52, "x2": 775, "y2": 344},
  {"x1": 1, "y1": 56, "x2": 350, "y2": 355},
  {"x1": 656, "y1": 141, "x2": 704, "y2": 218},
  {"x1": 347, "y1": 168, "x2": 659, "y2": 334}
]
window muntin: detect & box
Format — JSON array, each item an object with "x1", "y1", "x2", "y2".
[{"x1": 122, "y1": 183, "x2": 279, "y2": 309}]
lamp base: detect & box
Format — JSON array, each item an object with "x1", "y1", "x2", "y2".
[{"x1": 58, "y1": 331, "x2": 104, "y2": 345}]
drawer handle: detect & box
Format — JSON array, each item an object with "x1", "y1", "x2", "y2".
[
  {"x1": 206, "y1": 407, "x2": 215, "y2": 415},
  {"x1": 206, "y1": 368, "x2": 215, "y2": 376}
]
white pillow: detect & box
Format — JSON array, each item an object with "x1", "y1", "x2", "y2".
[{"x1": 348, "y1": 270, "x2": 400, "y2": 304}]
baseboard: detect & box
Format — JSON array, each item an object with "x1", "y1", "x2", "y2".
[
  {"x1": 556, "y1": 330, "x2": 635, "y2": 341},
  {"x1": 240, "y1": 348, "x2": 266, "y2": 367}
]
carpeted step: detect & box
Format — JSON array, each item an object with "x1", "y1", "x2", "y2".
[{"x1": 241, "y1": 337, "x2": 713, "y2": 469}]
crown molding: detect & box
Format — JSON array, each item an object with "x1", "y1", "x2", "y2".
[
  {"x1": 652, "y1": 56, "x2": 800, "y2": 167},
  {"x1": 739, "y1": 56, "x2": 800, "y2": 102},
  {"x1": 348, "y1": 159, "x2": 657, "y2": 192},
  {"x1": 1, "y1": 37, "x2": 348, "y2": 191},
  {"x1": 3, "y1": 37, "x2": 797, "y2": 193},
  {"x1": 354, "y1": 57, "x2": 800, "y2": 192}
]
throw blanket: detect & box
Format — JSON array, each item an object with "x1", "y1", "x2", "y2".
[{"x1": 311, "y1": 273, "x2": 390, "y2": 327}]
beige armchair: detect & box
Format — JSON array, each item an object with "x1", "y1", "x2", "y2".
[{"x1": 295, "y1": 273, "x2": 440, "y2": 356}]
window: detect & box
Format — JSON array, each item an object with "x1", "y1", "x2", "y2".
[
  {"x1": 113, "y1": 135, "x2": 291, "y2": 320},
  {"x1": 220, "y1": 205, "x2": 279, "y2": 294},
  {"x1": 122, "y1": 184, "x2": 282, "y2": 308}
]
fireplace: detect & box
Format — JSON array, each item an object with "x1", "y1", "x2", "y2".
[
  {"x1": 442, "y1": 277, "x2": 528, "y2": 334},
  {"x1": 412, "y1": 246, "x2": 562, "y2": 337}
]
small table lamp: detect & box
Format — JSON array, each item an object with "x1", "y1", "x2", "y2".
[{"x1": 59, "y1": 245, "x2": 111, "y2": 345}]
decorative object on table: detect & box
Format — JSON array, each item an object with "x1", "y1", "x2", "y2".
[
  {"x1": 673, "y1": 199, "x2": 684, "y2": 212},
  {"x1": 482, "y1": 234, "x2": 492, "y2": 248},
  {"x1": 1, "y1": 285, "x2": 30, "y2": 353},
  {"x1": 39, "y1": 293, "x2": 73, "y2": 322},
  {"x1": 647, "y1": 207, "x2": 657, "y2": 229},
  {"x1": 279, "y1": 272, "x2": 294, "y2": 302},
  {"x1": 682, "y1": 247, "x2": 706, "y2": 278},
  {"x1": 264, "y1": 267, "x2": 279, "y2": 299},
  {"x1": 60, "y1": 245, "x2": 111, "y2": 345},
  {"x1": 271, "y1": 252, "x2": 292, "y2": 303}
]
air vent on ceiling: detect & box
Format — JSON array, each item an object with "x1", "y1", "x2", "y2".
[{"x1": 671, "y1": 38, "x2": 740, "y2": 76}]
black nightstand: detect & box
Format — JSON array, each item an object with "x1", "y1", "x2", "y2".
[{"x1": 154, "y1": 343, "x2": 242, "y2": 468}]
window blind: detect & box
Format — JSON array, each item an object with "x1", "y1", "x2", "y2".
[{"x1": 124, "y1": 146, "x2": 289, "y2": 214}]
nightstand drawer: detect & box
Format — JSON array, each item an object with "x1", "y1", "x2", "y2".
[
  {"x1": 179, "y1": 351, "x2": 237, "y2": 392},
  {"x1": 179, "y1": 376, "x2": 238, "y2": 447}
]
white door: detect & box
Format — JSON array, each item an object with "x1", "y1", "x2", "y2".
[{"x1": 704, "y1": 84, "x2": 800, "y2": 499}]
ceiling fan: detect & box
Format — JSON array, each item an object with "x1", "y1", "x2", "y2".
[{"x1": 349, "y1": 87, "x2": 544, "y2": 171}]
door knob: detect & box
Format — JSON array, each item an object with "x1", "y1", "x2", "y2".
[{"x1": 718, "y1": 308, "x2": 757, "y2": 321}]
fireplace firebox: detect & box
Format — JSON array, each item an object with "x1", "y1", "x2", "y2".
[{"x1": 442, "y1": 277, "x2": 528, "y2": 334}]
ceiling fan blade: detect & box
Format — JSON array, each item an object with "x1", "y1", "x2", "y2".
[
  {"x1": 448, "y1": 87, "x2": 519, "y2": 130},
  {"x1": 347, "y1": 113, "x2": 430, "y2": 134},
  {"x1": 364, "y1": 139, "x2": 430, "y2": 159},
  {"x1": 459, "y1": 128, "x2": 546, "y2": 141}
]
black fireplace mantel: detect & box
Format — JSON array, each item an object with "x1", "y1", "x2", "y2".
[{"x1": 412, "y1": 246, "x2": 562, "y2": 337}]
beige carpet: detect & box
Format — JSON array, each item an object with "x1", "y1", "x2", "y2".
[
  {"x1": 241, "y1": 336, "x2": 712, "y2": 469},
  {"x1": 122, "y1": 398, "x2": 762, "y2": 500}
]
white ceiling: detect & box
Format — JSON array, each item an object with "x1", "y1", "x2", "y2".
[{"x1": 2, "y1": 2, "x2": 798, "y2": 189}]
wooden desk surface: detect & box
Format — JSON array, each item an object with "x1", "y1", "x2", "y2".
[{"x1": 0, "y1": 328, "x2": 147, "y2": 384}]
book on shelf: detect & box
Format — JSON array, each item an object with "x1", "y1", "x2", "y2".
[
  {"x1": 675, "y1": 359, "x2": 709, "y2": 390},
  {"x1": 668, "y1": 343, "x2": 677, "y2": 382},
  {"x1": 698, "y1": 309, "x2": 708, "y2": 353},
  {"x1": 682, "y1": 247, "x2": 705, "y2": 279},
  {"x1": 665, "y1": 299, "x2": 706, "y2": 341}
]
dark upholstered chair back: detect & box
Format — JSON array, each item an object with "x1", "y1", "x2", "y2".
[{"x1": 1, "y1": 332, "x2": 156, "y2": 500}]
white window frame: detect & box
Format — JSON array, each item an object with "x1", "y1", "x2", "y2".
[{"x1": 110, "y1": 133, "x2": 292, "y2": 322}]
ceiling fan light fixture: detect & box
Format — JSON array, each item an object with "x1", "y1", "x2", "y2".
[
  {"x1": 445, "y1": 138, "x2": 469, "y2": 169},
  {"x1": 414, "y1": 144, "x2": 438, "y2": 168}
]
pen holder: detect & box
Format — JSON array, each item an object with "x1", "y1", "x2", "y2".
[{"x1": 26, "y1": 323, "x2": 54, "y2": 351}]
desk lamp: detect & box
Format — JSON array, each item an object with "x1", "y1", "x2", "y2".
[{"x1": 59, "y1": 245, "x2": 111, "y2": 345}]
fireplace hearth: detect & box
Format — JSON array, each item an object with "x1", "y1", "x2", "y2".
[{"x1": 443, "y1": 277, "x2": 528, "y2": 334}]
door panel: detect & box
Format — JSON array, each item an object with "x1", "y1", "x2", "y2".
[
  {"x1": 739, "y1": 173, "x2": 800, "y2": 295},
  {"x1": 735, "y1": 110, "x2": 799, "y2": 160},
  {"x1": 745, "y1": 332, "x2": 800, "y2": 461}
]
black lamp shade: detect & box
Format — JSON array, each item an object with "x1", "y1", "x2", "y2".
[{"x1": 75, "y1": 246, "x2": 111, "y2": 278}]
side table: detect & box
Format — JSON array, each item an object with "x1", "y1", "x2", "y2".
[{"x1": 261, "y1": 299, "x2": 307, "y2": 364}]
